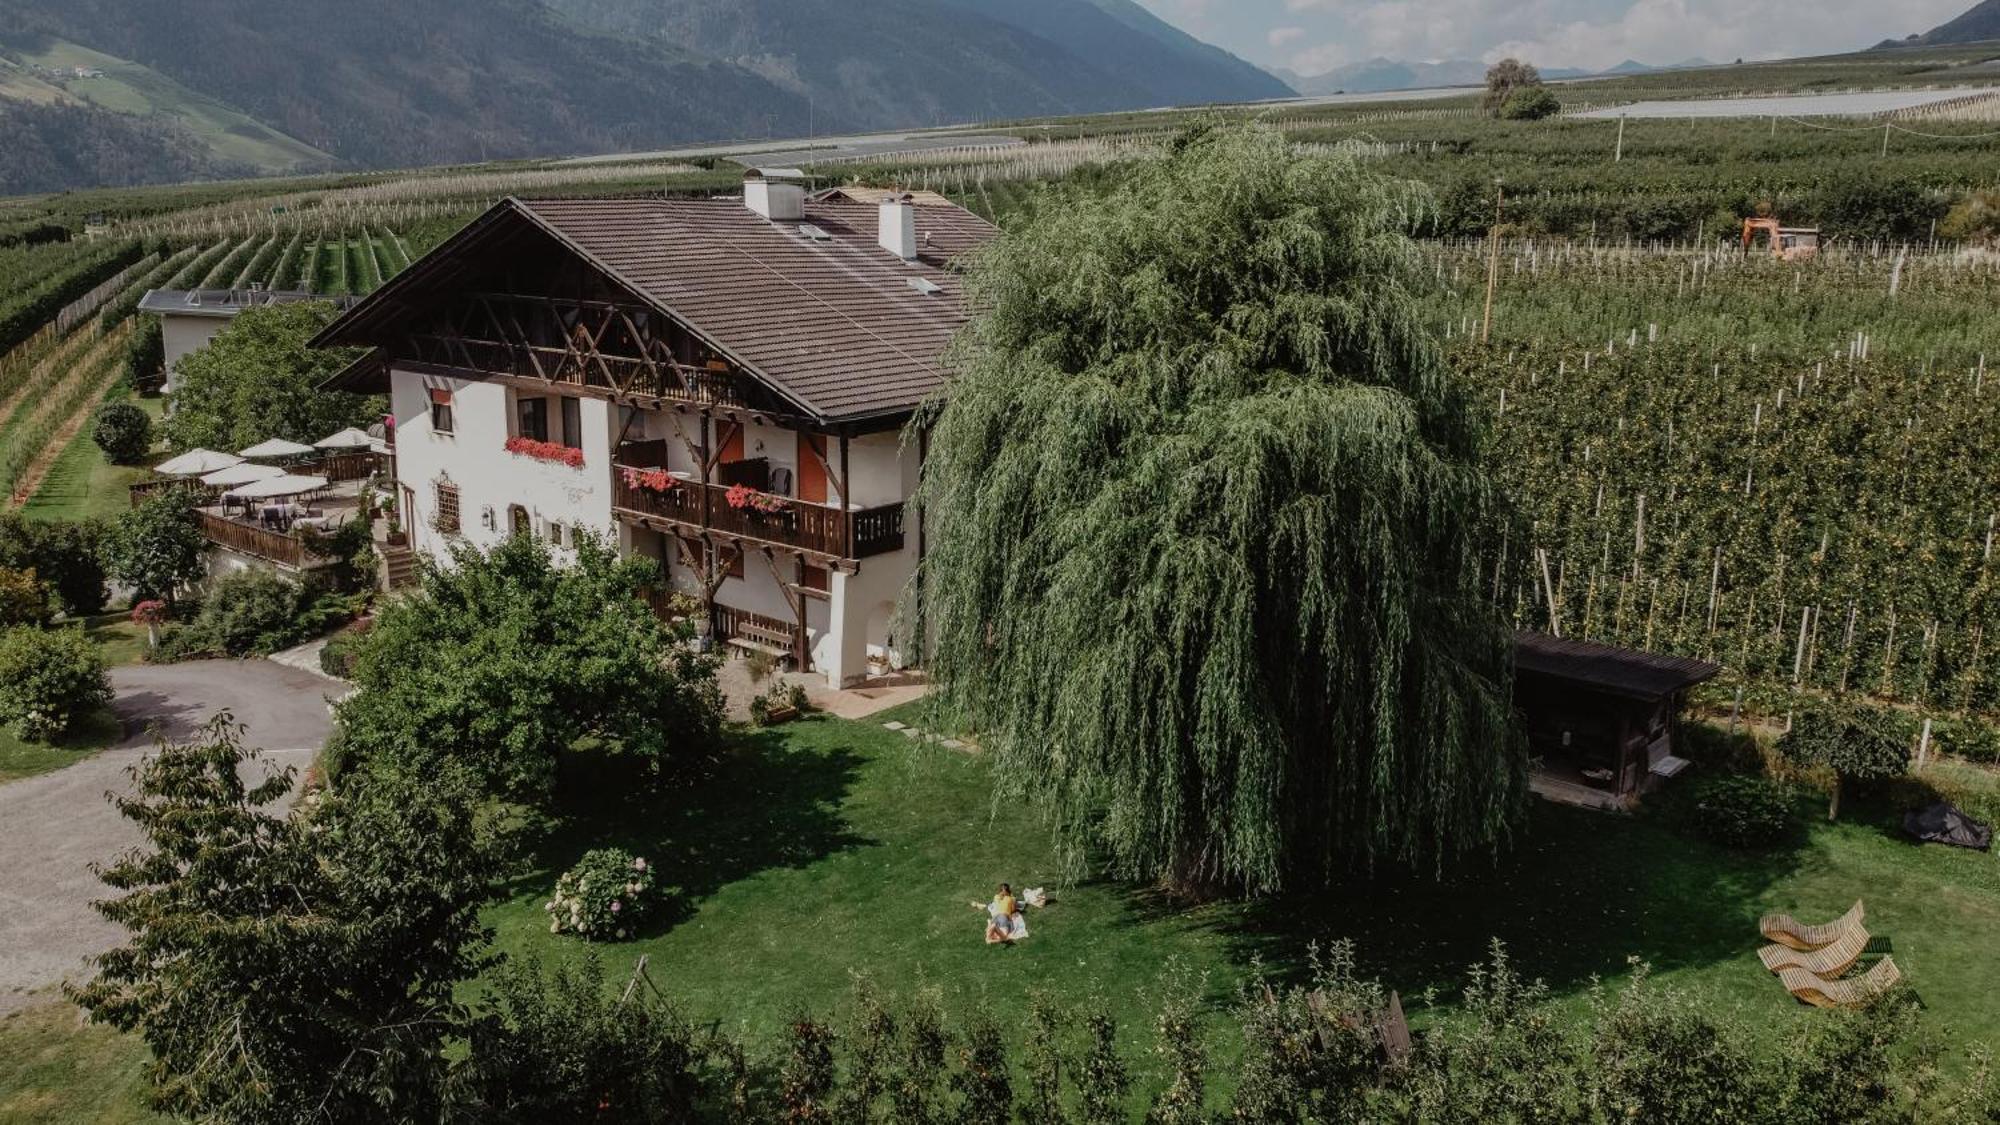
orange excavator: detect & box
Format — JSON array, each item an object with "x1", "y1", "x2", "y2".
[{"x1": 1742, "y1": 217, "x2": 1822, "y2": 261}]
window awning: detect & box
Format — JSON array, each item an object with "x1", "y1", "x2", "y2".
[{"x1": 429, "y1": 388, "x2": 453, "y2": 405}]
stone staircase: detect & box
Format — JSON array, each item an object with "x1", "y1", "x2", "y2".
[{"x1": 379, "y1": 544, "x2": 418, "y2": 590}]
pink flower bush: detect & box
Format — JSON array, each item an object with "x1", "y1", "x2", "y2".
[{"x1": 505, "y1": 435, "x2": 585, "y2": 469}]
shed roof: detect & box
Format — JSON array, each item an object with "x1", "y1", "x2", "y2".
[
  {"x1": 1513, "y1": 632, "x2": 1721, "y2": 702},
  {"x1": 314, "y1": 194, "x2": 997, "y2": 424}
]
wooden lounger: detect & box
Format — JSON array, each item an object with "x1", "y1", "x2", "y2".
[
  {"x1": 1779, "y1": 957, "x2": 1902, "y2": 1009},
  {"x1": 1759, "y1": 924, "x2": 1869, "y2": 976},
  {"x1": 1760, "y1": 900, "x2": 1864, "y2": 952}
]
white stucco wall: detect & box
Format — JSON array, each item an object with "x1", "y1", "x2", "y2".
[
  {"x1": 389, "y1": 369, "x2": 615, "y2": 564},
  {"x1": 160, "y1": 314, "x2": 230, "y2": 394},
  {"x1": 390, "y1": 367, "x2": 925, "y2": 685}
]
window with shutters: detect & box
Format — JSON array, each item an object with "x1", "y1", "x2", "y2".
[{"x1": 429, "y1": 387, "x2": 454, "y2": 434}]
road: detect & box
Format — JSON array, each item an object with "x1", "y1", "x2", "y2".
[{"x1": 0, "y1": 660, "x2": 336, "y2": 1014}]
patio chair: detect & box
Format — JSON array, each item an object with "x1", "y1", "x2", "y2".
[
  {"x1": 1759, "y1": 923, "x2": 1870, "y2": 976},
  {"x1": 1760, "y1": 900, "x2": 1864, "y2": 952},
  {"x1": 1779, "y1": 957, "x2": 1902, "y2": 1009}
]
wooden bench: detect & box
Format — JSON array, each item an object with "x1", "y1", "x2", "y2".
[{"x1": 726, "y1": 618, "x2": 796, "y2": 661}]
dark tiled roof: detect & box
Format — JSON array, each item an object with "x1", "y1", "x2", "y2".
[
  {"x1": 139, "y1": 288, "x2": 351, "y2": 319},
  {"x1": 316, "y1": 195, "x2": 997, "y2": 423},
  {"x1": 514, "y1": 197, "x2": 995, "y2": 421},
  {"x1": 1513, "y1": 632, "x2": 1721, "y2": 702}
]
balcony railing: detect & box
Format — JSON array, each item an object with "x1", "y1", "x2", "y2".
[{"x1": 612, "y1": 464, "x2": 906, "y2": 561}]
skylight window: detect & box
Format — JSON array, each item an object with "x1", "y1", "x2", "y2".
[
  {"x1": 798, "y1": 223, "x2": 833, "y2": 242},
  {"x1": 907, "y1": 277, "x2": 943, "y2": 296}
]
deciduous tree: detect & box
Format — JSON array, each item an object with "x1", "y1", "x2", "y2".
[
  {"x1": 70, "y1": 714, "x2": 496, "y2": 1123},
  {"x1": 1780, "y1": 698, "x2": 1913, "y2": 820},
  {"x1": 1483, "y1": 58, "x2": 1543, "y2": 115},
  {"x1": 161, "y1": 301, "x2": 375, "y2": 454},
  {"x1": 911, "y1": 124, "x2": 1523, "y2": 894},
  {"x1": 104, "y1": 490, "x2": 207, "y2": 605}
]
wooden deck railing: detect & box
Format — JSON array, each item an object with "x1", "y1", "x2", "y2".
[
  {"x1": 197, "y1": 511, "x2": 317, "y2": 569},
  {"x1": 612, "y1": 464, "x2": 906, "y2": 561},
  {"x1": 317, "y1": 451, "x2": 380, "y2": 483},
  {"x1": 129, "y1": 478, "x2": 202, "y2": 507}
]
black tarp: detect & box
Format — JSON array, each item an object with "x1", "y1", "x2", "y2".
[{"x1": 1903, "y1": 802, "x2": 1994, "y2": 851}]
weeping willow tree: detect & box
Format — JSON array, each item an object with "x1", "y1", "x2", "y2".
[{"x1": 909, "y1": 124, "x2": 1525, "y2": 895}]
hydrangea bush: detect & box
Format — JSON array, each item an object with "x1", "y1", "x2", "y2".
[{"x1": 546, "y1": 847, "x2": 656, "y2": 941}]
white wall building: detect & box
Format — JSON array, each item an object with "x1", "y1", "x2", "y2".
[{"x1": 317, "y1": 175, "x2": 996, "y2": 687}]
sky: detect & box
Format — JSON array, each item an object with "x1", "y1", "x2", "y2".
[{"x1": 1134, "y1": 0, "x2": 1973, "y2": 76}]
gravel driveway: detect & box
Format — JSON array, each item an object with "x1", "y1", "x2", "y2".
[{"x1": 0, "y1": 660, "x2": 336, "y2": 1014}]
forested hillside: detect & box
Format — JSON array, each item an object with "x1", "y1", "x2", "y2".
[
  {"x1": 0, "y1": 0, "x2": 1281, "y2": 189},
  {"x1": 0, "y1": 0, "x2": 811, "y2": 170},
  {"x1": 0, "y1": 101, "x2": 245, "y2": 195}
]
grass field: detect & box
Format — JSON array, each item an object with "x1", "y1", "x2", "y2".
[
  {"x1": 0, "y1": 707, "x2": 120, "y2": 785},
  {"x1": 0, "y1": 998, "x2": 159, "y2": 1125},
  {"x1": 6, "y1": 38, "x2": 329, "y2": 174},
  {"x1": 21, "y1": 395, "x2": 163, "y2": 523},
  {"x1": 6, "y1": 709, "x2": 1999, "y2": 1117}
]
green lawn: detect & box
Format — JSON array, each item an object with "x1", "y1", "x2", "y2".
[
  {"x1": 0, "y1": 707, "x2": 120, "y2": 785},
  {"x1": 82, "y1": 611, "x2": 151, "y2": 669},
  {"x1": 0, "y1": 997, "x2": 160, "y2": 1125},
  {"x1": 22, "y1": 395, "x2": 164, "y2": 524},
  {"x1": 487, "y1": 714, "x2": 2000, "y2": 1062},
  {"x1": 8, "y1": 713, "x2": 2000, "y2": 1117}
]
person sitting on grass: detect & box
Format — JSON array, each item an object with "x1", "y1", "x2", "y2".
[{"x1": 972, "y1": 882, "x2": 1028, "y2": 944}]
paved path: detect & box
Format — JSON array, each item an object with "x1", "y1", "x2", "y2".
[{"x1": 0, "y1": 661, "x2": 336, "y2": 1014}]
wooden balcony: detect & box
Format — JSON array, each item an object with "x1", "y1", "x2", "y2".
[{"x1": 612, "y1": 463, "x2": 905, "y2": 562}]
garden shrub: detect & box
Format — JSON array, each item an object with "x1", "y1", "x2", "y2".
[
  {"x1": 1498, "y1": 86, "x2": 1560, "y2": 121},
  {"x1": 0, "y1": 515, "x2": 108, "y2": 616},
  {"x1": 92, "y1": 401, "x2": 153, "y2": 465},
  {"x1": 178, "y1": 570, "x2": 307, "y2": 657},
  {"x1": 546, "y1": 847, "x2": 658, "y2": 942},
  {"x1": 319, "y1": 622, "x2": 371, "y2": 679},
  {"x1": 1686, "y1": 775, "x2": 1794, "y2": 848},
  {"x1": 0, "y1": 625, "x2": 112, "y2": 741},
  {"x1": 453, "y1": 955, "x2": 717, "y2": 1121},
  {"x1": 0, "y1": 566, "x2": 49, "y2": 627}
]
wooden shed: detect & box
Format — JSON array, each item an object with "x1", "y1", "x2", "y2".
[{"x1": 1513, "y1": 632, "x2": 1720, "y2": 810}]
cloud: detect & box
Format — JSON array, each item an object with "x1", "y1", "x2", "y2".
[{"x1": 1132, "y1": 0, "x2": 1970, "y2": 75}]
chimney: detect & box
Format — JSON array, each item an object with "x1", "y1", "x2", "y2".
[
  {"x1": 743, "y1": 169, "x2": 804, "y2": 222},
  {"x1": 878, "y1": 193, "x2": 917, "y2": 261}
]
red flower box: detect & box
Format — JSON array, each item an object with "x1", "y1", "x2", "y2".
[
  {"x1": 724, "y1": 484, "x2": 788, "y2": 514},
  {"x1": 620, "y1": 466, "x2": 676, "y2": 493},
  {"x1": 505, "y1": 436, "x2": 585, "y2": 469}
]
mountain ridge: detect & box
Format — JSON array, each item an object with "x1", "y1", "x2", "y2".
[{"x1": 0, "y1": 0, "x2": 1281, "y2": 189}]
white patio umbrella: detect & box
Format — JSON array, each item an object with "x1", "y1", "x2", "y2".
[
  {"x1": 224, "y1": 474, "x2": 329, "y2": 501},
  {"x1": 155, "y1": 448, "x2": 243, "y2": 477},
  {"x1": 199, "y1": 462, "x2": 286, "y2": 488},
  {"x1": 239, "y1": 438, "x2": 316, "y2": 459},
  {"x1": 314, "y1": 427, "x2": 375, "y2": 450}
]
